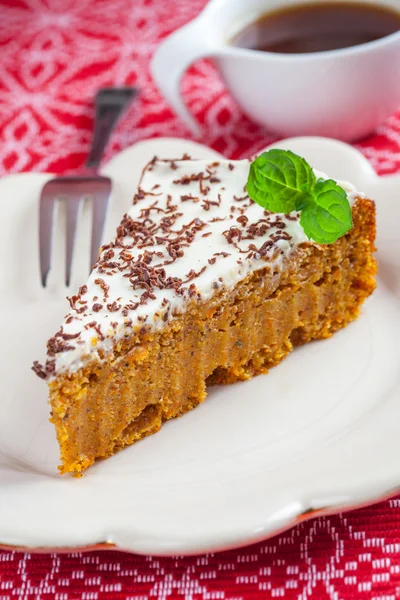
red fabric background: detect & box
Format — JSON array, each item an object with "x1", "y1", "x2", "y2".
[{"x1": 1, "y1": 0, "x2": 400, "y2": 598}]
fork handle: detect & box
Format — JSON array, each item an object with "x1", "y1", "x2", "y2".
[{"x1": 85, "y1": 88, "x2": 137, "y2": 169}]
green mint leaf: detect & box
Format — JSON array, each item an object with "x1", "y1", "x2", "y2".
[
  {"x1": 245, "y1": 149, "x2": 316, "y2": 213},
  {"x1": 246, "y1": 149, "x2": 353, "y2": 245},
  {"x1": 300, "y1": 179, "x2": 353, "y2": 244}
]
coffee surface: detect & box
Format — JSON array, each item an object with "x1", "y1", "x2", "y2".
[{"x1": 231, "y1": 2, "x2": 400, "y2": 54}]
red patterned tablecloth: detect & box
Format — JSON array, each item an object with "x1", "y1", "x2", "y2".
[{"x1": 1, "y1": 1, "x2": 400, "y2": 598}]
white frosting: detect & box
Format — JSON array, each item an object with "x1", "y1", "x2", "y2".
[{"x1": 36, "y1": 158, "x2": 361, "y2": 380}]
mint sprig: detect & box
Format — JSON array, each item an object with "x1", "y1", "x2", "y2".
[{"x1": 246, "y1": 149, "x2": 353, "y2": 244}]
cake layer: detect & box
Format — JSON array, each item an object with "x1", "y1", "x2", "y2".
[{"x1": 49, "y1": 197, "x2": 376, "y2": 474}]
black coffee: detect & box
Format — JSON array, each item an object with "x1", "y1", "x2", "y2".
[{"x1": 231, "y1": 2, "x2": 400, "y2": 54}]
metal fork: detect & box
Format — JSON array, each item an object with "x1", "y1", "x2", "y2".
[{"x1": 39, "y1": 87, "x2": 137, "y2": 287}]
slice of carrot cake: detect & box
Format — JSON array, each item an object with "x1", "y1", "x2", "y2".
[{"x1": 33, "y1": 150, "x2": 376, "y2": 475}]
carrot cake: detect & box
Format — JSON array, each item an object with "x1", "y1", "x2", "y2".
[{"x1": 33, "y1": 153, "x2": 377, "y2": 475}]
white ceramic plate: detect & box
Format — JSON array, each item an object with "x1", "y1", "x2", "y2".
[{"x1": 0, "y1": 137, "x2": 399, "y2": 556}]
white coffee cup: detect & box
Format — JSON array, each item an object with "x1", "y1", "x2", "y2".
[{"x1": 151, "y1": 0, "x2": 400, "y2": 142}]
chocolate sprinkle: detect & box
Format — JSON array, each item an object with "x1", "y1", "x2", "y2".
[{"x1": 32, "y1": 361, "x2": 46, "y2": 379}]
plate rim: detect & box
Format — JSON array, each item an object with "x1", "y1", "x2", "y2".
[{"x1": 1, "y1": 487, "x2": 400, "y2": 557}]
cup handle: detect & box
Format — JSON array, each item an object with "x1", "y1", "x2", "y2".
[{"x1": 151, "y1": 18, "x2": 215, "y2": 136}]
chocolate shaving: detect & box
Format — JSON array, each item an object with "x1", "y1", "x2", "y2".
[
  {"x1": 107, "y1": 301, "x2": 121, "y2": 312},
  {"x1": 32, "y1": 361, "x2": 46, "y2": 379},
  {"x1": 237, "y1": 215, "x2": 248, "y2": 227},
  {"x1": 181, "y1": 194, "x2": 199, "y2": 202},
  {"x1": 60, "y1": 332, "x2": 80, "y2": 341},
  {"x1": 47, "y1": 336, "x2": 75, "y2": 355},
  {"x1": 94, "y1": 278, "x2": 110, "y2": 299},
  {"x1": 103, "y1": 249, "x2": 115, "y2": 261},
  {"x1": 85, "y1": 321, "x2": 104, "y2": 341}
]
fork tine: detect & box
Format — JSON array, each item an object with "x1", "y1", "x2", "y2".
[
  {"x1": 66, "y1": 196, "x2": 82, "y2": 287},
  {"x1": 39, "y1": 185, "x2": 56, "y2": 287},
  {"x1": 39, "y1": 177, "x2": 111, "y2": 287},
  {"x1": 91, "y1": 180, "x2": 111, "y2": 270}
]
